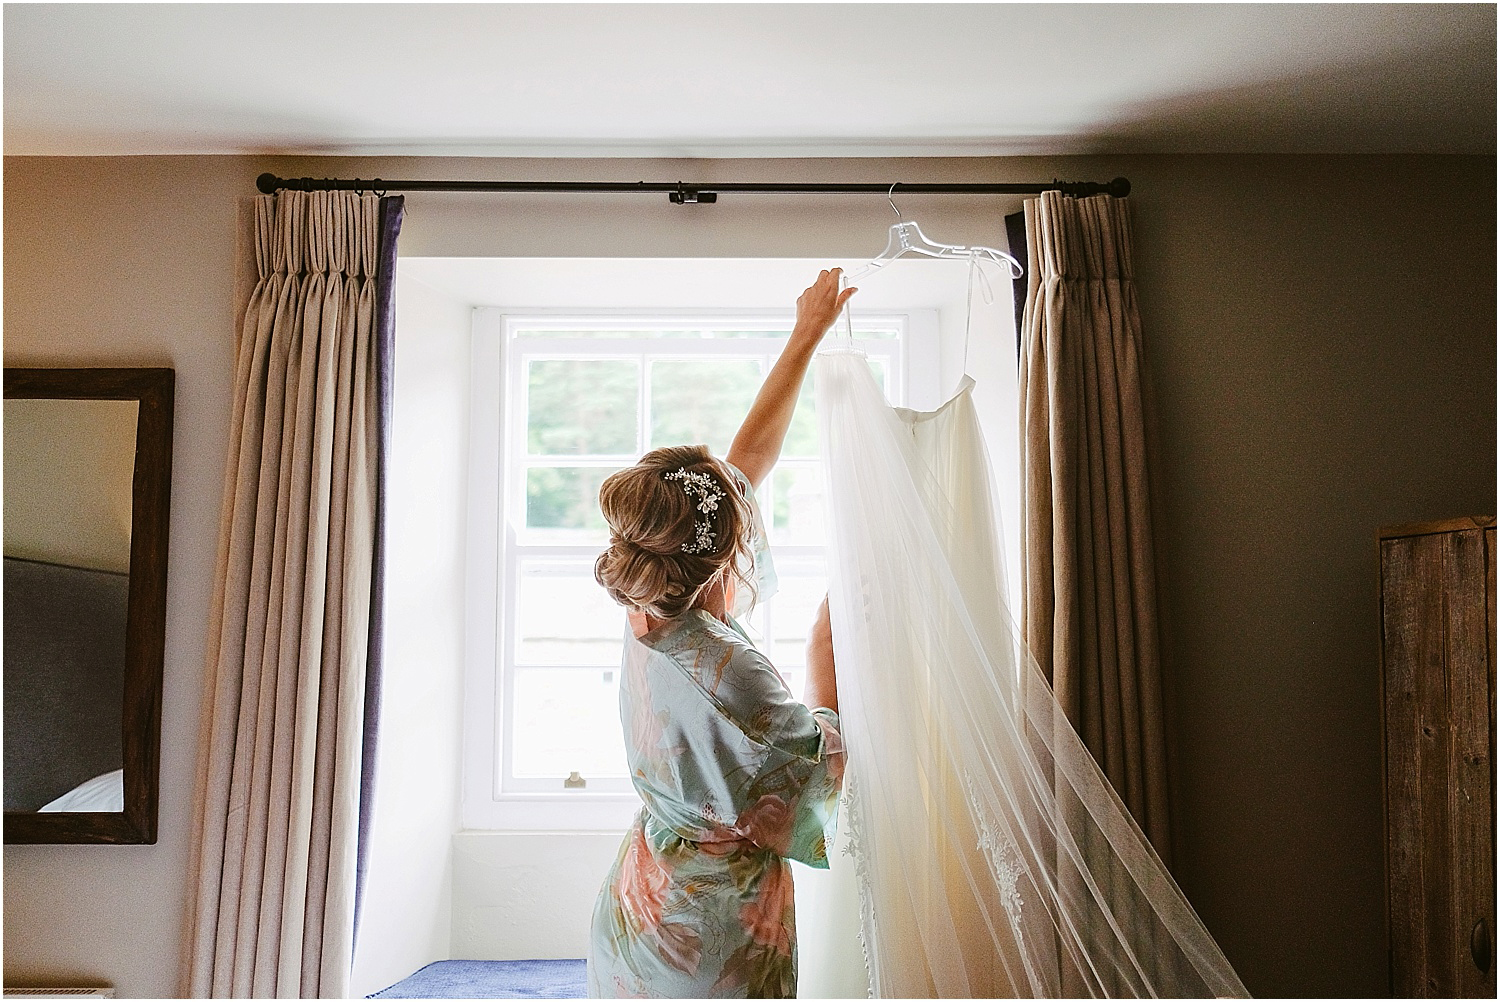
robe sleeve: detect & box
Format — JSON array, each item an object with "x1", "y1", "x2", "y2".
[{"x1": 710, "y1": 638, "x2": 845, "y2": 868}]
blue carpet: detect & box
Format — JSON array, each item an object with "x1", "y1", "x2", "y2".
[{"x1": 369, "y1": 959, "x2": 587, "y2": 999}]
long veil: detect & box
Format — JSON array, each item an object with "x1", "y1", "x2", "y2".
[{"x1": 810, "y1": 346, "x2": 1249, "y2": 998}]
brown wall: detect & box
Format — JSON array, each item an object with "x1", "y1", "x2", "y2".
[
  {"x1": 1130, "y1": 154, "x2": 1495, "y2": 997},
  {"x1": 3, "y1": 152, "x2": 1494, "y2": 998}
]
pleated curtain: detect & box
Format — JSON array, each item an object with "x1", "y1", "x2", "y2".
[
  {"x1": 187, "y1": 190, "x2": 403, "y2": 998},
  {"x1": 1018, "y1": 191, "x2": 1173, "y2": 861}
]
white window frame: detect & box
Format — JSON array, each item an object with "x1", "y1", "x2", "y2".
[{"x1": 464, "y1": 307, "x2": 935, "y2": 830}]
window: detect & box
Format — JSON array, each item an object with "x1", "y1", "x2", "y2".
[{"x1": 465, "y1": 309, "x2": 922, "y2": 828}]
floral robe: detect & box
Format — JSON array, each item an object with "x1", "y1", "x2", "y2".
[{"x1": 588, "y1": 473, "x2": 844, "y2": 998}]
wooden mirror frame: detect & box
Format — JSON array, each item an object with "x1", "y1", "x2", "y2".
[{"x1": 4, "y1": 367, "x2": 173, "y2": 844}]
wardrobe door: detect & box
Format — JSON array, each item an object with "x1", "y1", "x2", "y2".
[{"x1": 1380, "y1": 517, "x2": 1496, "y2": 998}]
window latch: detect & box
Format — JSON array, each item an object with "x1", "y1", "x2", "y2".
[{"x1": 564, "y1": 771, "x2": 587, "y2": 790}]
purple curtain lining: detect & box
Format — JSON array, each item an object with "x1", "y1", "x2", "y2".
[
  {"x1": 354, "y1": 194, "x2": 405, "y2": 947},
  {"x1": 1005, "y1": 209, "x2": 1028, "y2": 362}
]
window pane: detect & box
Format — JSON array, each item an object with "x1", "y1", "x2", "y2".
[
  {"x1": 649, "y1": 359, "x2": 762, "y2": 454},
  {"x1": 766, "y1": 572, "x2": 829, "y2": 667},
  {"x1": 770, "y1": 465, "x2": 826, "y2": 546},
  {"x1": 516, "y1": 566, "x2": 626, "y2": 665},
  {"x1": 510, "y1": 667, "x2": 629, "y2": 779},
  {"x1": 525, "y1": 467, "x2": 619, "y2": 533},
  {"x1": 527, "y1": 359, "x2": 638, "y2": 455},
  {"x1": 783, "y1": 378, "x2": 818, "y2": 457},
  {"x1": 780, "y1": 357, "x2": 888, "y2": 460},
  {"x1": 779, "y1": 667, "x2": 807, "y2": 703}
]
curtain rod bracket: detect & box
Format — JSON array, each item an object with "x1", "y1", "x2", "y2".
[{"x1": 668, "y1": 183, "x2": 717, "y2": 205}]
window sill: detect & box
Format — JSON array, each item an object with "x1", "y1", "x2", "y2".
[{"x1": 463, "y1": 792, "x2": 643, "y2": 832}]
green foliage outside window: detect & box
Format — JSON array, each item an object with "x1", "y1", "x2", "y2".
[
  {"x1": 526, "y1": 467, "x2": 617, "y2": 530},
  {"x1": 527, "y1": 360, "x2": 638, "y2": 455},
  {"x1": 649, "y1": 359, "x2": 762, "y2": 455}
]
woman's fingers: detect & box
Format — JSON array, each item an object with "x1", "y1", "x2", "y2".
[{"x1": 796, "y1": 268, "x2": 857, "y2": 334}]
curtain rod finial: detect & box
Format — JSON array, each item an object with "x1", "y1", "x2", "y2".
[
  {"x1": 1109, "y1": 177, "x2": 1131, "y2": 198},
  {"x1": 256, "y1": 173, "x2": 282, "y2": 194}
]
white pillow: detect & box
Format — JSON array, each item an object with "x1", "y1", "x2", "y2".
[{"x1": 38, "y1": 769, "x2": 124, "y2": 812}]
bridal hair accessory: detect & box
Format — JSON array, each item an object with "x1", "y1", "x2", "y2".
[{"x1": 663, "y1": 467, "x2": 724, "y2": 555}]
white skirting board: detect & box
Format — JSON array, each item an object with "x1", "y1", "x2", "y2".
[{"x1": 4, "y1": 990, "x2": 115, "y2": 998}]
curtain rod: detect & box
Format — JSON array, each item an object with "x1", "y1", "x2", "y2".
[{"x1": 255, "y1": 173, "x2": 1129, "y2": 203}]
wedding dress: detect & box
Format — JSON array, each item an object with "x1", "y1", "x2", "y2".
[{"x1": 809, "y1": 345, "x2": 1248, "y2": 998}]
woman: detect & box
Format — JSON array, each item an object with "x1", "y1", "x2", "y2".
[{"x1": 587, "y1": 269, "x2": 856, "y2": 999}]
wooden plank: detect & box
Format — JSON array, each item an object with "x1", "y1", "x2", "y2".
[
  {"x1": 1382, "y1": 533, "x2": 1445, "y2": 995},
  {"x1": 1381, "y1": 516, "x2": 1497, "y2": 542},
  {"x1": 1476, "y1": 529, "x2": 1498, "y2": 997},
  {"x1": 1448, "y1": 529, "x2": 1492, "y2": 997},
  {"x1": 1379, "y1": 532, "x2": 1395, "y2": 996},
  {"x1": 1383, "y1": 524, "x2": 1498, "y2": 997},
  {"x1": 1418, "y1": 533, "x2": 1456, "y2": 996}
]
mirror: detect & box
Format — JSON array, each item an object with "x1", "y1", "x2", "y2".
[{"x1": 3, "y1": 368, "x2": 173, "y2": 844}]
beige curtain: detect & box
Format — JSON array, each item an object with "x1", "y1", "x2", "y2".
[
  {"x1": 1019, "y1": 190, "x2": 1172, "y2": 861},
  {"x1": 187, "y1": 191, "x2": 381, "y2": 998}
]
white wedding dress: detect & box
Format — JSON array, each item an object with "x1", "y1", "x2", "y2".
[{"x1": 801, "y1": 346, "x2": 1248, "y2": 998}]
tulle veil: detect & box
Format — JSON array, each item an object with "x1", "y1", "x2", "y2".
[{"x1": 797, "y1": 346, "x2": 1249, "y2": 999}]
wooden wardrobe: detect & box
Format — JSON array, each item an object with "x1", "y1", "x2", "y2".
[{"x1": 1379, "y1": 516, "x2": 1496, "y2": 998}]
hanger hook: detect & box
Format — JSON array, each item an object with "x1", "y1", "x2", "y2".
[{"x1": 887, "y1": 182, "x2": 903, "y2": 222}]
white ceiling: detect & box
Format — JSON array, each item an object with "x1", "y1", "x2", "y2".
[{"x1": 4, "y1": 3, "x2": 1494, "y2": 158}]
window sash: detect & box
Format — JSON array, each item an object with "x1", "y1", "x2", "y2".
[{"x1": 479, "y1": 310, "x2": 910, "y2": 822}]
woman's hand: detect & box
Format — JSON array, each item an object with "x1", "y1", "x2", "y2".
[{"x1": 792, "y1": 269, "x2": 857, "y2": 345}]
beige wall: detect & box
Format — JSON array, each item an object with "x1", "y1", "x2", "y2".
[
  {"x1": 4, "y1": 156, "x2": 242, "y2": 999},
  {"x1": 3, "y1": 152, "x2": 1493, "y2": 998}
]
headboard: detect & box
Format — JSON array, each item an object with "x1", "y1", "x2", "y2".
[{"x1": 3, "y1": 556, "x2": 128, "y2": 811}]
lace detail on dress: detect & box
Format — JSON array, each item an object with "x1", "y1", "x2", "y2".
[
  {"x1": 840, "y1": 774, "x2": 878, "y2": 999},
  {"x1": 967, "y1": 772, "x2": 1025, "y2": 940}
]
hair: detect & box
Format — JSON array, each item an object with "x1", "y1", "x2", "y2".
[{"x1": 594, "y1": 445, "x2": 756, "y2": 619}]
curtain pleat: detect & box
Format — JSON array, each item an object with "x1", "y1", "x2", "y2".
[
  {"x1": 1019, "y1": 191, "x2": 1172, "y2": 862},
  {"x1": 188, "y1": 190, "x2": 395, "y2": 998}
]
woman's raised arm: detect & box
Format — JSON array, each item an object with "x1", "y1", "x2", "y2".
[{"x1": 726, "y1": 269, "x2": 856, "y2": 489}]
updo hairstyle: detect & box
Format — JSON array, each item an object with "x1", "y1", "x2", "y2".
[{"x1": 594, "y1": 445, "x2": 755, "y2": 619}]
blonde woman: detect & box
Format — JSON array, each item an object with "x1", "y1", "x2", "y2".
[{"x1": 586, "y1": 270, "x2": 856, "y2": 998}]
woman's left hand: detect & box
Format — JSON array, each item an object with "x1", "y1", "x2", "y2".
[{"x1": 793, "y1": 269, "x2": 857, "y2": 343}]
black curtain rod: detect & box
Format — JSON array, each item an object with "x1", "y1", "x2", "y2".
[{"x1": 255, "y1": 172, "x2": 1129, "y2": 202}]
